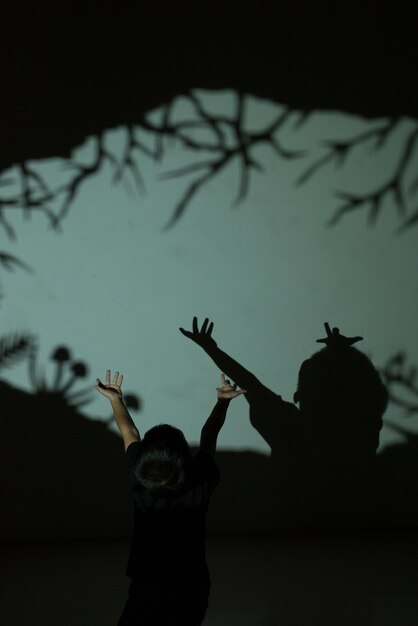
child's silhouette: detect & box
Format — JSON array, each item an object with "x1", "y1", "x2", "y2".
[
  {"x1": 180, "y1": 318, "x2": 388, "y2": 528},
  {"x1": 96, "y1": 369, "x2": 245, "y2": 625}
]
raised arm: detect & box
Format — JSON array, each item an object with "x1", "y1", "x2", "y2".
[
  {"x1": 181, "y1": 317, "x2": 298, "y2": 449},
  {"x1": 180, "y1": 317, "x2": 269, "y2": 402},
  {"x1": 199, "y1": 374, "x2": 246, "y2": 457},
  {"x1": 95, "y1": 369, "x2": 140, "y2": 451}
]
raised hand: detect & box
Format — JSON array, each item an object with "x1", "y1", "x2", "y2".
[
  {"x1": 179, "y1": 317, "x2": 217, "y2": 349},
  {"x1": 216, "y1": 373, "x2": 246, "y2": 400},
  {"x1": 95, "y1": 369, "x2": 124, "y2": 402}
]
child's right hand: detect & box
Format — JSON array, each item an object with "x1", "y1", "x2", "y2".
[
  {"x1": 95, "y1": 369, "x2": 124, "y2": 402},
  {"x1": 217, "y1": 373, "x2": 246, "y2": 400}
]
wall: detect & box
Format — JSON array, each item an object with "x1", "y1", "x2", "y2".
[
  {"x1": 1, "y1": 3, "x2": 418, "y2": 538},
  {"x1": 1, "y1": 91, "x2": 417, "y2": 538}
]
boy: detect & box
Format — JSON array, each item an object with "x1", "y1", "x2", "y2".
[{"x1": 96, "y1": 369, "x2": 245, "y2": 625}]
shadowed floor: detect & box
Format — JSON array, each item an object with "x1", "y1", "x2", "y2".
[{"x1": 1, "y1": 530, "x2": 418, "y2": 626}]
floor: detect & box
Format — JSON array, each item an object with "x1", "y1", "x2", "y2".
[{"x1": 2, "y1": 530, "x2": 418, "y2": 626}]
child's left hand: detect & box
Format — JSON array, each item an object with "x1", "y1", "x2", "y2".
[{"x1": 216, "y1": 373, "x2": 246, "y2": 400}]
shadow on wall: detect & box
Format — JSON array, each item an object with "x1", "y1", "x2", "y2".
[
  {"x1": 0, "y1": 378, "x2": 132, "y2": 539},
  {"x1": 2, "y1": 3, "x2": 418, "y2": 245},
  {"x1": 3, "y1": 2, "x2": 418, "y2": 174},
  {"x1": 211, "y1": 410, "x2": 418, "y2": 533},
  {"x1": 181, "y1": 319, "x2": 418, "y2": 533},
  {"x1": 0, "y1": 363, "x2": 273, "y2": 539},
  {"x1": 2, "y1": 332, "x2": 418, "y2": 540},
  {"x1": 0, "y1": 368, "x2": 271, "y2": 539},
  {"x1": 0, "y1": 339, "x2": 139, "y2": 540}
]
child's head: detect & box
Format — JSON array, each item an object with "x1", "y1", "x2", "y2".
[{"x1": 134, "y1": 424, "x2": 192, "y2": 495}]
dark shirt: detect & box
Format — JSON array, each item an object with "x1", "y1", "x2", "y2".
[{"x1": 125, "y1": 442, "x2": 220, "y2": 587}]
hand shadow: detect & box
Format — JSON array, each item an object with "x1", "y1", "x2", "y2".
[{"x1": 182, "y1": 320, "x2": 395, "y2": 530}]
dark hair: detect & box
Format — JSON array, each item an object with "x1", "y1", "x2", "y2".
[{"x1": 134, "y1": 424, "x2": 192, "y2": 496}]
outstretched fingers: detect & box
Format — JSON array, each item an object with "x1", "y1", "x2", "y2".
[
  {"x1": 103, "y1": 369, "x2": 123, "y2": 388},
  {"x1": 199, "y1": 317, "x2": 214, "y2": 337},
  {"x1": 201, "y1": 318, "x2": 209, "y2": 334},
  {"x1": 217, "y1": 373, "x2": 246, "y2": 398},
  {"x1": 112, "y1": 371, "x2": 119, "y2": 385},
  {"x1": 220, "y1": 373, "x2": 234, "y2": 388},
  {"x1": 180, "y1": 316, "x2": 213, "y2": 337},
  {"x1": 180, "y1": 316, "x2": 217, "y2": 348}
]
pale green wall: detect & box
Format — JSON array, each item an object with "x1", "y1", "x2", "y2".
[{"x1": 1, "y1": 91, "x2": 418, "y2": 455}]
